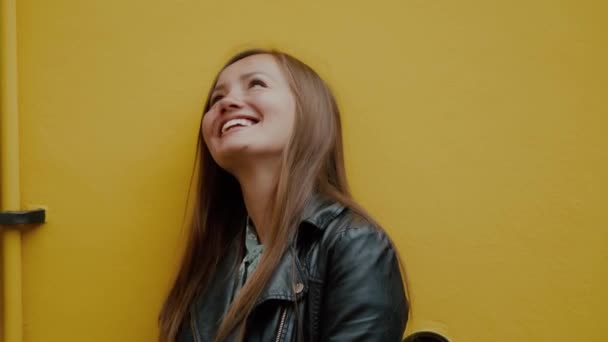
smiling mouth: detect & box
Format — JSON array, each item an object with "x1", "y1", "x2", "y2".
[{"x1": 220, "y1": 118, "x2": 259, "y2": 136}]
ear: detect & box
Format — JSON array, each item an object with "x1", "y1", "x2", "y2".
[{"x1": 402, "y1": 331, "x2": 451, "y2": 342}]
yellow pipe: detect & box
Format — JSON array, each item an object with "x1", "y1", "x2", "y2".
[{"x1": 1, "y1": 0, "x2": 24, "y2": 339}]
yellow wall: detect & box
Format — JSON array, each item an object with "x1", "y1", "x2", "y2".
[{"x1": 1, "y1": 0, "x2": 606, "y2": 341}]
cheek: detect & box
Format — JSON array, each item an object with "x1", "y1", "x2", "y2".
[
  {"x1": 264, "y1": 94, "x2": 296, "y2": 126},
  {"x1": 201, "y1": 114, "x2": 215, "y2": 143},
  {"x1": 269, "y1": 98, "x2": 297, "y2": 147}
]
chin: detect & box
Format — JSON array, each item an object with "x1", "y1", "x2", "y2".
[
  {"x1": 212, "y1": 144, "x2": 252, "y2": 168},
  {"x1": 214, "y1": 144, "x2": 283, "y2": 169}
]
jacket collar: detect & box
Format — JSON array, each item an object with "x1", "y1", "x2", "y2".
[{"x1": 300, "y1": 192, "x2": 347, "y2": 230}]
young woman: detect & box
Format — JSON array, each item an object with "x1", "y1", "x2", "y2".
[{"x1": 159, "y1": 49, "x2": 409, "y2": 342}]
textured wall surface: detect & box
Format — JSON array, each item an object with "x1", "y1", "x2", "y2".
[{"x1": 3, "y1": 0, "x2": 606, "y2": 341}]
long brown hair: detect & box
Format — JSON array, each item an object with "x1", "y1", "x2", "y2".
[{"x1": 159, "y1": 49, "x2": 410, "y2": 342}]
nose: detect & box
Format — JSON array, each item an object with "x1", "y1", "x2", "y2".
[{"x1": 217, "y1": 95, "x2": 244, "y2": 114}]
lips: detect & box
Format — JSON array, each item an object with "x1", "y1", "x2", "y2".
[
  {"x1": 221, "y1": 118, "x2": 256, "y2": 134},
  {"x1": 218, "y1": 115, "x2": 260, "y2": 136}
]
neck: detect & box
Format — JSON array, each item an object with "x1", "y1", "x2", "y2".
[{"x1": 233, "y1": 159, "x2": 281, "y2": 244}]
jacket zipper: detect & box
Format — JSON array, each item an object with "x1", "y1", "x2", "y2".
[
  {"x1": 274, "y1": 307, "x2": 288, "y2": 342},
  {"x1": 191, "y1": 309, "x2": 287, "y2": 342}
]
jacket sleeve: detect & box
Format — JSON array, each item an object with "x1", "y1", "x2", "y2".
[{"x1": 320, "y1": 226, "x2": 409, "y2": 342}]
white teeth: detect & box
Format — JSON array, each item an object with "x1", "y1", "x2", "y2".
[{"x1": 221, "y1": 118, "x2": 256, "y2": 134}]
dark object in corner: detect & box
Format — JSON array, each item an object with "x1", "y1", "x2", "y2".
[
  {"x1": 403, "y1": 331, "x2": 450, "y2": 342},
  {"x1": 0, "y1": 209, "x2": 45, "y2": 226}
]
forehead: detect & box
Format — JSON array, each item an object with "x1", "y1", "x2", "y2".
[{"x1": 216, "y1": 54, "x2": 284, "y2": 84}]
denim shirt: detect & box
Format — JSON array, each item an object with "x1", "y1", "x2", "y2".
[{"x1": 226, "y1": 219, "x2": 264, "y2": 306}]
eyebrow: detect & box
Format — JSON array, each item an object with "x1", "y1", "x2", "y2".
[{"x1": 212, "y1": 71, "x2": 270, "y2": 94}]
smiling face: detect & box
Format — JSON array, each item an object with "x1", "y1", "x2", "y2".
[{"x1": 201, "y1": 54, "x2": 297, "y2": 172}]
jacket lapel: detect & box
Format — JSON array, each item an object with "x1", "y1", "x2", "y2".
[
  {"x1": 254, "y1": 248, "x2": 307, "y2": 307},
  {"x1": 253, "y1": 193, "x2": 346, "y2": 308},
  {"x1": 190, "y1": 247, "x2": 239, "y2": 341}
]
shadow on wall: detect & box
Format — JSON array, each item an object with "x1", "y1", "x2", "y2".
[{"x1": 403, "y1": 331, "x2": 450, "y2": 342}]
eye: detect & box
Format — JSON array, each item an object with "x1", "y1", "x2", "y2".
[
  {"x1": 210, "y1": 94, "x2": 224, "y2": 106},
  {"x1": 249, "y1": 78, "x2": 267, "y2": 88}
]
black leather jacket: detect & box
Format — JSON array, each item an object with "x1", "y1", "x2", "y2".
[{"x1": 179, "y1": 194, "x2": 408, "y2": 341}]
